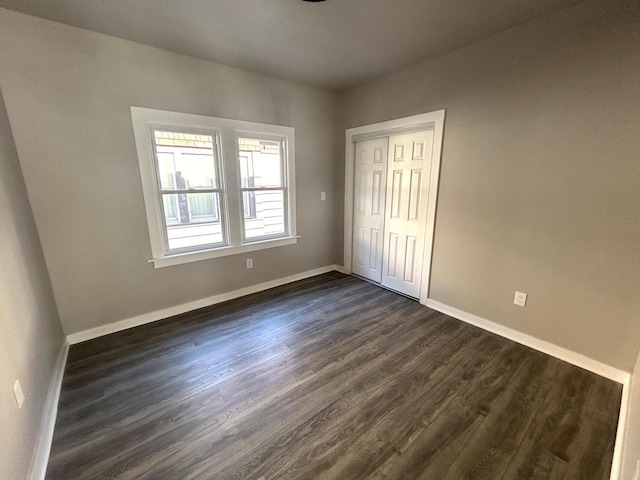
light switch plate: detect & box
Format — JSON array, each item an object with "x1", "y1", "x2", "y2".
[
  {"x1": 320, "y1": 192, "x2": 326, "y2": 201},
  {"x1": 13, "y1": 379, "x2": 25, "y2": 409},
  {"x1": 514, "y1": 291, "x2": 528, "y2": 307}
]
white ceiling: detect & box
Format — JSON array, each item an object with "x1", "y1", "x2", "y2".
[{"x1": 0, "y1": 0, "x2": 583, "y2": 91}]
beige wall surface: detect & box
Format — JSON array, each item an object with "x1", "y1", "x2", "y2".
[
  {"x1": 340, "y1": 0, "x2": 640, "y2": 371},
  {"x1": 0, "y1": 87, "x2": 64, "y2": 479},
  {"x1": 0, "y1": 8, "x2": 343, "y2": 335}
]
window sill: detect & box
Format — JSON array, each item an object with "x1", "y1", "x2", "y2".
[{"x1": 149, "y1": 236, "x2": 300, "y2": 268}]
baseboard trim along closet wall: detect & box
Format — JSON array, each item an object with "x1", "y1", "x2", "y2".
[
  {"x1": 66, "y1": 264, "x2": 347, "y2": 345},
  {"x1": 424, "y1": 298, "x2": 630, "y2": 480},
  {"x1": 425, "y1": 299, "x2": 629, "y2": 383},
  {"x1": 29, "y1": 340, "x2": 69, "y2": 480}
]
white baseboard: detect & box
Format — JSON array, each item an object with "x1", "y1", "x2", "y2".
[
  {"x1": 611, "y1": 377, "x2": 631, "y2": 480},
  {"x1": 66, "y1": 265, "x2": 344, "y2": 345},
  {"x1": 29, "y1": 339, "x2": 69, "y2": 480},
  {"x1": 425, "y1": 299, "x2": 630, "y2": 384},
  {"x1": 424, "y1": 299, "x2": 631, "y2": 480},
  {"x1": 334, "y1": 264, "x2": 347, "y2": 274}
]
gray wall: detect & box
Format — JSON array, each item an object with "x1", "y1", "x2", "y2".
[
  {"x1": 339, "y1": 0, "x2": 640, "y2": 372},
  {"x1": 1, "y1": 1, "x2": 638, "y2": 476},
  {"x1": 0, "y1": 8, "x2": 343, "y2": 336},
  {"x1": 0, "y1": 0, "x2": 637, "y2": 371},
  {"x1": 0, "y1": 87, "x2": 65, "y2": 479}
]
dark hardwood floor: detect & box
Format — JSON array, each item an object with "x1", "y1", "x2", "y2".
[{"x1": 47, "y1": 272, "x2": 622, "y2": 479}]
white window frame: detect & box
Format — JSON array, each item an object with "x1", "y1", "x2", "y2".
[
  {"x1": 151, "y1": 125, "x2": 227, "y2": 253},
  {"x1": 237, "y1": 132, "x2": 290, "y2": 244},
  {"x1": 131, "y1": 107, "x2": 297, "y2": 268}
]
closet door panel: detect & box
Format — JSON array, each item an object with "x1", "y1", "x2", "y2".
[
  {"x1": 381, "y1": 130, "x2": 434, "y2": 297},
  {"x1": 351, "y1": 137, "x2": 389, "y2": 282}
]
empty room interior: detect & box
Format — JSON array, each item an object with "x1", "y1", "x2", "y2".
[{"x1": 1, "y1": 0, "x2": 639, "y2": 479}]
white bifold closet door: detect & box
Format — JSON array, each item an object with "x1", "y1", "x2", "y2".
[
  {"x1": 351, "y1": 129, "x2": 435, "y2": 298},
  {"x1": 351, "y1": 137, "x2": 389, "y2": 282},
  {"x1": 380, "y1": 130, "x2": 434, "y2": 298}
]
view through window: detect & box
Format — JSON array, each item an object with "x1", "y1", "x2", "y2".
[
  {"x1": 238, "y1": 137, "x2": 286, "y2": 240},
  {"x1": 153, "y1": 130, "x2": 224, "y2": 251}
]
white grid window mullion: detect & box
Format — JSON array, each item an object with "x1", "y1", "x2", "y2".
[
  {"x1": 160, "y1": 189, "x2": 222, "y2": 195},
  {"x1": 240, "y1": 187, "x2": 285, "y2": 192}
]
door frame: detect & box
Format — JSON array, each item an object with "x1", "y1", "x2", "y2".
[{"x1": 343, "y1": 110, "x2": 446, "y2": 306}]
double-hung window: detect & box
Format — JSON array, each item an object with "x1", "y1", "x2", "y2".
[
  {"x1": 131, "y1": 107, "x2": 296, "y2": 268},
  {"x1": 238, "y1": 136, "x2": 288, "y2": 241}
]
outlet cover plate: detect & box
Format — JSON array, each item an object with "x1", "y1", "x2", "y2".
[
  {"x1": 514, "y1": 291, "x2": 528, "y2": 307},
  {"x1": 246, "y1": 258, "x2": 253, "y2": 269}
]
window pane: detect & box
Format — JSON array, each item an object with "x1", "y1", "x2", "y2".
[
  {"x1": 188, "y1": 192, "x2": 219, "y2": 221},
  {"x1": 238, "y1": 138, "x2": 282, "y2": 188},
  {"x1": 154, "y1": 130, "x2": 217, "y2": 189},
  {"x1": 244, "y1": 190, "x2": 285, "y2": 239},
  {"x1": 243, "y1": 191, "x2": 256, "y2": 219},
  {"x1": 157, "y1": 153, "x2": 176, "y2": 189},
  {"x1": 162, "y1": 194, "x2": 179, "y2": 223},
  {"x1": 163, "y1": 193, "x2": 223, "y2": 250}
]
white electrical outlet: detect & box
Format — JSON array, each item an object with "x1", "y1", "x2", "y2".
[
  {"x1": 320, "y1": 192, "x2": 326, "y2": 201},
  {"x1": 514, "y1": 291, "x2": 528, "y2": 307},
  {"x1": 246, "y1": 258, "x2": 253, "y2": 269},
  {"x1": 12, "y1": 380, "x2": 25, "y2": 409}
]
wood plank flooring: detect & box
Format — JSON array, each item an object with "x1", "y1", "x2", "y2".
[{"x1": 46, "y1": 272, "x2": 622, "y2": 479}]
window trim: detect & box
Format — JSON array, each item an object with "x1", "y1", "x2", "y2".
[{"x1": 131, "y1": 107, "x2": 297, "y2": 268}]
